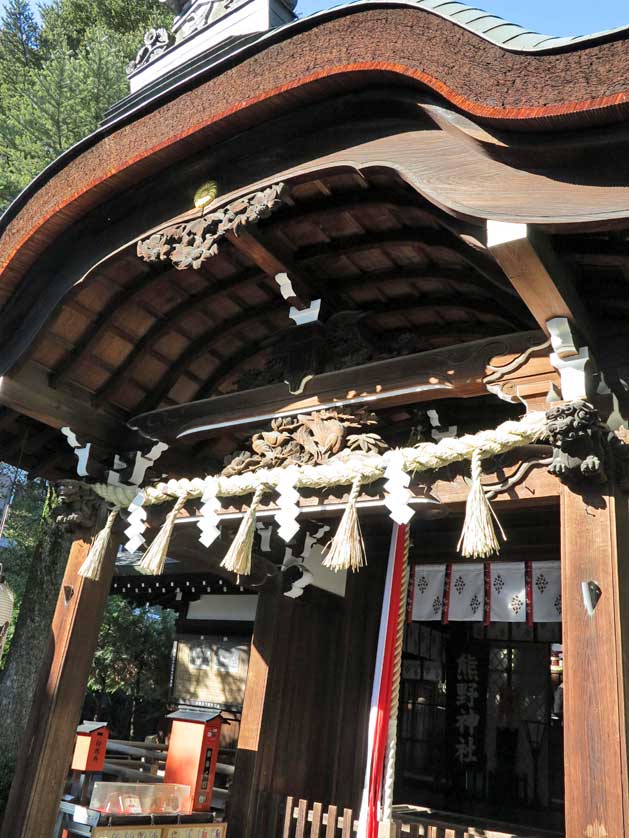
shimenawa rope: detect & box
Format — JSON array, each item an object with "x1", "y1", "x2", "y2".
[{"x1": 80, "y1": 410, "x2": 548, "y2": 579}]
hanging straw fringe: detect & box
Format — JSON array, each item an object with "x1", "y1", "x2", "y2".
[
  {"x1": 78, "y1": 507, "x2": 119, "y2": 581},
  {"x1": 457, "y1": 449, "x2": 506, "y2": 559},
  {"x1": 221, "y1": 484, "x2": 266, "y2": 579},
  {"x1": 322, "y1": 477, "x2": 366, "y2": 572},
  {"x1": 138, "y1": 494, "x2": 188, "y2": 576}
]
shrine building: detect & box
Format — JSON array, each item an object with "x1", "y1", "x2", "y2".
[{"x1": 1, "y1": 1, "x2": 629, "y2": 837}]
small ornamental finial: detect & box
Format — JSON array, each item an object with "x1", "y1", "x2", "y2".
[{"x1": 194, "y1": 180, "x2": 219, "y2": 209}]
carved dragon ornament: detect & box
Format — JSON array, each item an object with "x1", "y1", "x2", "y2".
[
  {"x1": 221, "y1": 408, "x2": 388, "y2": 477},
  {"x1": 546, "y1": 400, "x2": 629, "y2": 488}
]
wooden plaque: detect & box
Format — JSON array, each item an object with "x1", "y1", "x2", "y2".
[
  {"x1": 92, "y1": 828, "x2": 163, "y2": 838},
  {"x1": 163, "y1": 825, "x2": 227, "y2": 838}
]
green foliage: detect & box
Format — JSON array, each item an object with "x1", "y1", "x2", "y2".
[
  {"x1": 0, "y1": 0, "x2": 39, "y2": 68},
  {"x1": 88, "y1": 596, "x2": 176, "y2": 736},
  {"x1": 0, "y1": 464, "x2": 47, "y2": 668},
  {"x1": 0, "y1": 0, "x2": 172, "y2": 210},
  {"x1": 41, "y1": 0, "x2": 171, "y2": 47},
  {"x1": 0, "y1": 465, "x2": 46, "y2": 598}
]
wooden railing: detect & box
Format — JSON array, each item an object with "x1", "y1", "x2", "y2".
[
  {"x1": 283, "y1": 797, "x2": 359, "y2": 838},
  {"x1": 282, "y1": 798, "x2": 564, "y2": 838}
]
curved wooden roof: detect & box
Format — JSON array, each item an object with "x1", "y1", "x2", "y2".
[
  {"x1": 31, "y1": 168, "x2": 530, "y2": 414},
  {"x1": 1, "y1": 4, "x2": 629, "y2": 476},
  {"x1": 3, "y1": 2, "x2": 629, "y2": 285}
]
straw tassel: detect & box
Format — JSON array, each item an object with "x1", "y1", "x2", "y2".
[
  {"x1": 138, "y1": 494, "x2": 188, "y2": 576},
  {"x1": 78, "y1": 507, "x2": 119, "y2": 581},
  {"x1": 322, "y1": 476, "x2": 366, "y2": 572},
  {"x1": 221, "y1": 484, "x2": 266, "y2": 579},
  {"x1": 457, "y1": 449, "x2": 505, "y2": 559}
]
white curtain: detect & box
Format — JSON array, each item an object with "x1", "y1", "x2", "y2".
[
  {"x1": 411, "y1": 564, "x2": 446, "y2": 621},
  {"x1": 489, "y1": 562, "x2": 526, "y2": 623},
  {"x1": 532, "y1": 560, "x2": 562, "y2": 622},
  {"x1": 448, "y1": 563, "x2": 484, "y2": 621}
]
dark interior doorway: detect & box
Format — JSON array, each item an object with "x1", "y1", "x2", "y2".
[{"x1": 397, "y1": 620, "x2": 564, "y2": 833}]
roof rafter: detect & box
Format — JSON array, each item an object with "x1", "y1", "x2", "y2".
[
  {"x1": 49, "y1": 262, "x2": 173, "y2": 388},
  {"x1": 131, "y1": 301, "x2": 289, "y2": 414},
  {"x1": 93, "y1": 267, "x2": 265, "y2": 406},
  {"x1": 294, "y1": 229, "x2": 515, "y2": 297}
]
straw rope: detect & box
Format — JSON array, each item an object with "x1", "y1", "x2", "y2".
[
  {"x1": 90, "y1": 410, "x2": 547, "y2": 509},
  {"x1": 381, "y1": 525, "x2": 410, "y2": 823}
]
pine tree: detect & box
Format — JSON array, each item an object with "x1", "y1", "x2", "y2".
[
  {"x1": 0, "y1": 0, "x2": 171, "y2": 211},
  {"x1": 0, "y1": 0, "x2": 39, "y2": 69},
  {"x1": 0, "y1": 0, "x2": 173, "y2": 808}
]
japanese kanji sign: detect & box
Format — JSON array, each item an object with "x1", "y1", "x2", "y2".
[{"x1": 446, "y1": 636, "x2": 488, "y2": 780}]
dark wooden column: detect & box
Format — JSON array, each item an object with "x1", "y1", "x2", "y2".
[
  {"x1": 229, "y1": 548, "x2": 387, "y2": 838},
  {"x1": 0, "y1": 484, "x2": 118, "y2": 838},
  {"x1": 228, "y1": 583, "x2": 284, "y2": 838},
  {"x1": 555, "y1": 406, "x2": 629, "y2": 838}
]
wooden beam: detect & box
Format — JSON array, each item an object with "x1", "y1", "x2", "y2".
[
  {"x1": 0, "y1": 506, "x2": 119, "y2": 838},
  {"x1": 0, "y1": 360, "x2": 132, "y2": 446},
  {"x1": 194, "y1": 320, "x2": 513, "y2": 400},
  {"x1": 128, "y1": 330, "x2": 553, "y2": 443},
  {"x1": 487, "y1": 222, "x2": 596, "y2": 345},
  {"x1": 226, "y1": 229, "x2": 314, "y2": 310},
  {"x1": 560, "y1": 477, "x2": 629, "y2": 838}
]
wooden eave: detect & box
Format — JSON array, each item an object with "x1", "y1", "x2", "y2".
[
  {"x1": 2, "y1": 12, "x2": 629, "y2": 474},
  {"x1": 4, "y1": 4, "x2": 629, "y2": 295},
  {"x1": 2, "y1": 156, "x2": 629, "y2": 476}
]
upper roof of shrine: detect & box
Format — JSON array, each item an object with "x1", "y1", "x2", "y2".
[
  {"x1": 358, "y1": 0, "x2": 627, "y2": 51},
  {"x1": 1, "y1": 0, "x2": 629, "y2": 477}
]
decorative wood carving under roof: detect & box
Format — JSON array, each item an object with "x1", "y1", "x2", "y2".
[
  {"x1": 2, "y1": 1, "x2": 629, "y2": 479},
  {"x1": 137, "y1": 182, "x2": 288, "y2": 271},
  {"x1": 221, "y1": 408, "x2": 388, "y2": 476}
]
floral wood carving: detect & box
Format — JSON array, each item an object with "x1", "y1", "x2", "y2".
[
  {"x1": 137, "y1": 182, "x2": 288, "y2": 271},
  {"x1": 221, "y1": 408, "x2": 388, "y2": 476}
]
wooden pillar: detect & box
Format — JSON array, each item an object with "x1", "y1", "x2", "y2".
[
  {"x1": 228, "y1": 547, "x2": 387, "y2": 838},
  {"x1": 560, "y1": 473, "x2": 629, "y2": 837},
  {"x1": 228, "y1": 583, "x2": 283, "y2": 838},
  {"x1": 0, "y1": 485, "x2": 118, "y2": 838}
]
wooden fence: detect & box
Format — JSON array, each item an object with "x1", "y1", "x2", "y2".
[{"x1": 282, "y1": 798, "x2": 564, "y2": 838}]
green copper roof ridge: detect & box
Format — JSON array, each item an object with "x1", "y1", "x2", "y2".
[{"x1": 341, "y1": 0, "x2": 629, "y2": 51}]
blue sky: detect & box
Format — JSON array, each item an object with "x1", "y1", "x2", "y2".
[
  {"x1": 0, "y1": 0, "x2": 627, "y2": 38},
  {"x1": 295, "y1": 0, "x2": 628, "y2": 37}
]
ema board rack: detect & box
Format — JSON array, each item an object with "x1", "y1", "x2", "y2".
[
  {"x1": 54, "y1": 801, "x2": 226, "y2": 838},
  {"x1": 92, "y1": 827, "x2": 226, "y2": 838}
]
